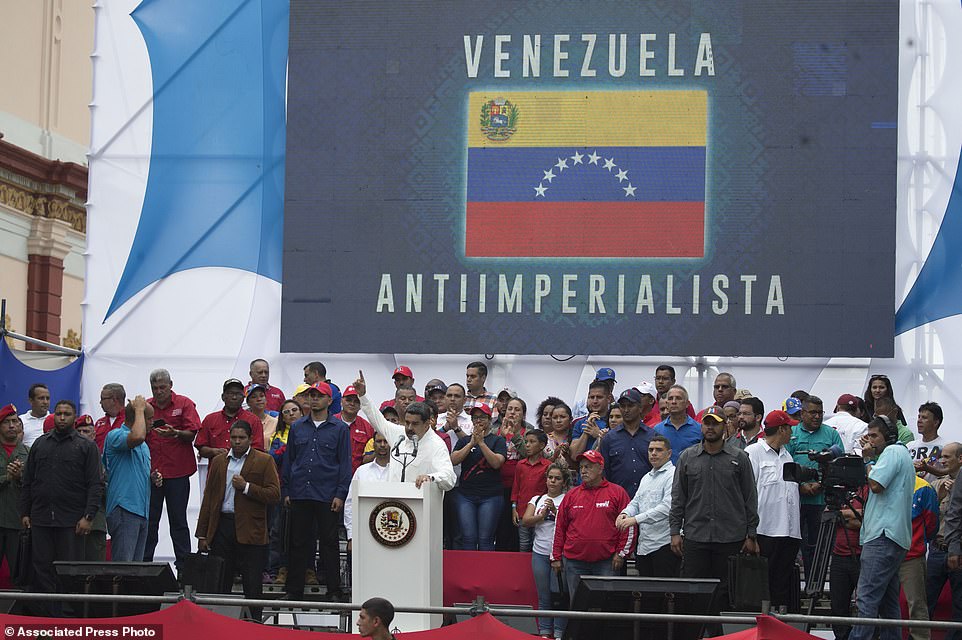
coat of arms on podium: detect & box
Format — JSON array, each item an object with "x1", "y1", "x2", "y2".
[{"x1": 369, "y1": 500, "x2": 417, "y2": 547}]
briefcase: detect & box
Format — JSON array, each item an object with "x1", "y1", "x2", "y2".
[
  {"x1": 727, "y1": 553, "x2": 769, "y2": 611},
  {"x1": 180, "y1": 552, "x2": 225, "y2": 592},
  {"x1": 550, "y1": 570, "x2": 569, "y2": 610},
  {"x1": 13, "y1": 529, "x2": 31, "y2": 587}
]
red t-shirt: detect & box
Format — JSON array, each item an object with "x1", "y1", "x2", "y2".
[
  {"x1": 94, "y1": 413, "x2": 125, "y2": 453},
  {"x1": 511, "y1": 456, "x2": 550, "y2": 510},
  {"x1": 146, "y1": 392, "x2": 202, "y2": 478},
  {"x1": 337, "y1": 412, "x2": 375, "y2": 472},
  {"x1": 196, "y1": 408, "x2": 264, "y2": 452},
  {"x1": 1, "y1": 443, "x2": 15, "y2": 457}
]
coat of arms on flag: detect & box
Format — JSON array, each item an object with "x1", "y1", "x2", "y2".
[{"x1": 465, "y1": 91, "x2": 708, "y2": 258}]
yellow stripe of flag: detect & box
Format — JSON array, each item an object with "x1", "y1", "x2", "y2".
[{"x1": 467, "y1": 90, "x2": 707, "y2": 148}]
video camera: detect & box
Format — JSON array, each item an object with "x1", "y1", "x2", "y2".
[{"x1": 783, "y1": 446, "x2": 867, "y2": 509}]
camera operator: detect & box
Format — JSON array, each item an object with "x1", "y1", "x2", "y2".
[
  {"x1": 786, "y1": 396, "x2": 844, "y2": 587},
  {"x1": 830, "y1": 484, "x2": 868, "y2": 640},
  {"x1": 848, "y1": 416, "x2": 916, "y2": 640}
]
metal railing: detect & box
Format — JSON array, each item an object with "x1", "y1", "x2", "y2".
[{"x1": 1, "y1": 589, "x2": 961, "y2": 633}]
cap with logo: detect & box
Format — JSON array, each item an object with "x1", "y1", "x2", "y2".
[
  {"x1": 702, "y1": 406, "x2": 725, "y2": 423},
  {"x1": 595, "y1": 367, "x2": 617, "y2": 382},
  {"x1": 471, "y1": 404, "x2": 493, "y2": 417},
  {"x1": 424, "y1": 379, "x2": 447, "y2": 394},
  {"x1": 74, "y1": 414, "x2": 95, "y2": 429},
  {"x1": 635, "y1": 381, "x2": 656, "y2": 397},
  {"x1": 836, "y1": 393, "x2": 860, "y2": 409},
  {"x1": 245, "y1": 383, "x2": 267, "y2": 398},
  {"x1": 342, "y1": 385, "x2": 359, "y2": 398},
  {"x1": 578, "y1": 449, "x2": 605, "y2": 467},
  {"x1": 392, "y1": 366, "x2": 414, "y2": 379},
  {"x1": 618, "y1": 388, "x2": 643, "y2": 405},
  {"x1": 307, "y1": 382, "x2": 332, "y2": 397},
  {"x1": 783, "y1": 397, "x2": 802, "y2": 416},
  {"x1": 223, "y1": 378, "x2": 245, "y2": 392},
  {"x1": 292, "y1": 383, "x2": 311, "y2": 397}
]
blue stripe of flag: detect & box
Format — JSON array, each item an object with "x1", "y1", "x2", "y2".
[{"x1": 466, "y1": 146, "x2": 706, "y2": 202}]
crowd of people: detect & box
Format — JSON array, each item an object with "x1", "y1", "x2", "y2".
[{"x1": 2, "y1": 361, "x2": 960, "y2": 638}]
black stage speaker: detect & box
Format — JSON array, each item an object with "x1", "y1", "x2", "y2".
[
  {"x1": 54, "y1": 561, "x2": 178, "y2": 617},
  {"x1": 566, "y1": 576, "x2": 719, "y2": 640}
]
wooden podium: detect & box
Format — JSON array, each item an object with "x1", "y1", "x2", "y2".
[{"x1": 351, "y1": 480, "x2": 444, "y2": 631}]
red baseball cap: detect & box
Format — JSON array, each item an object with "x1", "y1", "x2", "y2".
[
  {"x1": 393, "y1": 366, "x2": 414, "y2": 379},
  {"x1": 764, "y1": 410, "x2": 798, "y2": 428},
  {"x1": 470, "y1": 404, "x2": 493, "y2": 417},
  {"x1": 836, "y1": 393, "x2": 860, "y2": 410},
  {"x1": 0, "y1": 404, "x2": 17, "y2": 422},
  {"x1": 342, "y1": 385, "x2": 359, "y2": 398},
  {"x1": 74, "y1": 414, "x2": 95, "y2": 429},
  {"x1": 307, "y1": 382, "x2": 332, "y2": 397},
  {"x1": 578, "y1": 449, "x2": 605, "y2": 467}
]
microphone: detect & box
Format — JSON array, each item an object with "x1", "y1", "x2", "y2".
[
  {"x1": 411, "y1": 433, "x2": 420, "y2": 458},
  {"x1": 392, "y1": 435, "x2": 405, "y2": 457}
]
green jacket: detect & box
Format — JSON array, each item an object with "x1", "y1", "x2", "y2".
[{"x1": 0, "y1": 442, "x2": 29, "y2": 529}]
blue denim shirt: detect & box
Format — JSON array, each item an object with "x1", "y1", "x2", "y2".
[
  {"x1": 600, "y1": 423, "x2": 653, "y2": 497},
  {"x1": 281, "y1": 414, "x2": 351, "y2": 502}
]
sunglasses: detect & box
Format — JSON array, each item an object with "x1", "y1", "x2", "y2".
[{"x1": 869, "y1": 374, "x2": 890, "y2": 381}]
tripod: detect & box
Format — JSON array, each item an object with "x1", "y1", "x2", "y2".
[{"x1": 803, "y1": 492, "x2": 862, "y2": 632}]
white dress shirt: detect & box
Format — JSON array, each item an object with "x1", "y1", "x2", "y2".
[
  {"x1": 824, "y1": 411, "x2": 868, "y2": 455},
  {"x1": 622, "y1": 461, "x2": 675, "y2": 555},
  {"x1": 360, "y1": 395, "x2": 456, "y2": 490},
  {"x1": 343, "y1": 458, "x2": 391, "y2": 540},
  {"x1": 745, "y1": 439, "x2": 801, "y2": 538},
  {"x1": 19, "y1": 411, "x2": 48, "y2": 447},
  {"x1": 221, "y1": 447, "x2": 250, "y2": 513}
]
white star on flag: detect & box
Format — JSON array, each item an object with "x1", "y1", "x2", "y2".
[
  {"x1": 555, "y1": 158, "x2": 568, "y2": 171},
  {"x1": 603, "y1": 158, "x2": 616, "y2": 171},
  {"x1": 616, "y1": 169, "x2": 629, "y2": 183},
  {"x1": 534, "y1": 183, "x2": 547, "y2": 197},
  {"x1": 570, "y1": 151, "x2": 584, "y2": 165},
  {"x1": 543, "y1": 169, "x2": 556, "y2": 183},
  {"x1": 588, "y1": 151, "x2": 600, "y2": 165},
  {"x1": 623, "y1": 183, "x2": 636, "y2": 197}
]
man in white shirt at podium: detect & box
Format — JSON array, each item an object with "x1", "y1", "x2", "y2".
[
  {"x1": 354, "y1": 371, "x2": 456, "y2": 491},
  {"x1": 344, "y1": 431, "x2": 392, "y2": 551}
]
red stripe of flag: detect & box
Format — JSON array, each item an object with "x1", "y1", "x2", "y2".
[{"x1": 465, "y1": 202, "x2": 705, "y2": 258}]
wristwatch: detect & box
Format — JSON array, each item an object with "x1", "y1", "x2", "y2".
[{"x1": 84, "y1": 513, "x2": 95, "y2": 522}]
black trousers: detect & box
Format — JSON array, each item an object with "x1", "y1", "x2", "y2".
[
  {"x1": 210, "y1": 513, "x2": 267, "y2": 620},
  {"x1": 31, "y1": 525, "x2": 84, "y2": 617},
  {"x1": 757, "y1": 535, "x2": 801, "y2": 609},
  {"x1": 0, "y1": 527, "x2": 21, "y2": 579},
  {"x1": 636, "y1": 543, "x2": 682, "y2": 578},
  {"x1": 830, "y1": 553, "x2": 861, "y2": 640},
  {"x1": 681, "y1": 539, "x2": 743, "y2": 637},
  {"x1": 287, "y1": 500, "x2": 341, "y2": 597}
]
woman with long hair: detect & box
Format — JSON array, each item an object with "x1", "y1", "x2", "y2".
[
  {"x1": 268, "y1": 400, "x2": 301, "y2": 584},
  {"x1": 863, "y1": 374, "x2": 906, "y2": 424},
  {"x1": 494, "y1": 397, "x2": 532, "y2": 551},
  {"x1": 546, "y1": 402, "x2": 574, "y2": 466},
  {"x1": 522, "y1": 463, "x2": 572, "y2": 640}
]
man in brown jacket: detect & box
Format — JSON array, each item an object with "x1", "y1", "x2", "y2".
[{"x1": 196, "y1": 420, "x2": 280, "y2": 620}]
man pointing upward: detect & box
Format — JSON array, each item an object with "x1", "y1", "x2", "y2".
[{"x1": 354, "y1": 371, "x2": 456, "y2": 490}]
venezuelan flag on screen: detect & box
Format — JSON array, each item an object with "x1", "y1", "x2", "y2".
[{"x1": 465, "y1": 91, "x2": 707, "y2": 258}]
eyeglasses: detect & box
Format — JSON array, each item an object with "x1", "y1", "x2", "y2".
[
  {"x1": 471, "y1": 414, "x2": 490, "y2": 422},
  {"x1": 282, "y1": 408, "x2": 300, "y2": 415}
]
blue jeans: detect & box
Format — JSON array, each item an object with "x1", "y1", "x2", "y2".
[
  {"x1": 519, "y1": 525, "x2": 534, "y2": 552},
  {"x1": 849, "y1": 534, "x2": 908, "y2": 640},
  {"x1": 456, "y1": 492, "x2": 503, "y2": 551},
  {"x1": 563, "y1": 557, "x2": 613, "y2": 607},
  {"x1": 107, "y1": 507, "x2": 148, "y2": 562},
  {"x1": 532, "y1": 552, "x2": 567, "y2": 637},
  {"x1": 926, "y1": 545, "x2": 962, "y2": 640}
]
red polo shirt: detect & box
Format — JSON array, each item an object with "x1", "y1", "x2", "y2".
[
  {"x1": 147, "y1": 391, "x2": 202, "y2": 479},
  {"x1": 196, "y1": 408, "x2": 264, "y2": 452},
  {"x1": 511, "y1": 456, "x2": 550, "y2": 511},
  {"x1": 94, "y1": 413, "x2": 125, "y2": 452},
  {"x1": 337, "y1": 412, "x2": 375, "y2": 472}
]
